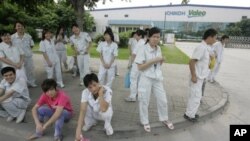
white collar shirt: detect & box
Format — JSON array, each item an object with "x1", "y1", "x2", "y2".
[
  {"x1": 11, "y1": 33, "x2": 34, "y2": 57},
  {"x1": 134, "y1": 43, "x2": 163, "y2": 80}
]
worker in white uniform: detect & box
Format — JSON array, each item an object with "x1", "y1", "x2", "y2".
[
  {"x1": 11, "y1": 21, "x2": 37, "y2": 87},
  {"x1": 75, "y1": 73, "x2": 113, "y2": 140},
  {"x1": 39, "y1": 29, "x2": 64, "y2": 88},
  {"x1": 125, "y1": 29, "x2": 145, "y2": 102},
  {"x1": 134, "y1": 27, "x2": 174, "y2": 132},
  {"x1": 96, "y1": 27, "x2": 118, "y2": 88},
  {"x1": 70, "y1": 23, "x2": 92, "y2": 86},
  {"x1": 0, "y1": 67, "x2": 30, "y2": 123},
  {"x1": 208, "y1": 35, "x2": 229, "y2": 83},
  {"x1": 54, "y1": 26, "x2": 69, "y2": 71},
  {"x1": 184, "y1": 28, "x2": 218, "y2": 122},
  {"x1": 0, "y1": 32, "x2": 27, "y2": 81},
  {"x1": 127, "y1": 32, "x2": 136, "y2": 67}
]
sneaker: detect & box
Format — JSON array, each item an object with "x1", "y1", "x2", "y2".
[
  {"x1": 6, "y1": 116, "x2": 15, "y2": 122},
  {"x1": 54, "y1": 135, "x2": 63, "y2": 141},
  {"x1": 80, "y1": 82, "x2": 84, "y2": 86},
  {"x1": 29, "y1": 83, "x2": 38, "y2": 88},
  {"x1": 16, "y1": 110, "x2": 26, "y2": 123},
  {"x1": 124, "y1": 97, "x2": 136, "y2": 102},
  {"x1": 82, "y1": 123, "x2": 96, "y2": 131},
  {"x1": 183, "y1": 114, "x2": 198, "y2": 122},
  {"x1": 57, "y1": 83, "x2": 65, "y2": 88},
  {"x1": 105, "y1": 125, "x2": 114, "y2": 136}
]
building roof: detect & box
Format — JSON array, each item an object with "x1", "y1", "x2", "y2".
[{"x1": 91, "y1": 4, "x2": 250, "y2": 11}]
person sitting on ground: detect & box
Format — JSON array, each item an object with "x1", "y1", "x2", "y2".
[
  {"x1": 28, "y1": 79, "x2": 73, "y2": 141},
  {"x1": 75, "y1": 73, "x2": 113, "y2": 141},
  {"x1": 0, "y1": 66, "x2": 30, "y2": 123}
]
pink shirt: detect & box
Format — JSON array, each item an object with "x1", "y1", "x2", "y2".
[{"x1": 37, "y1": 90, "x2": 73, "y2": 114}]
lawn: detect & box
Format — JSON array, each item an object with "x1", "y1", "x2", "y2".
[{"x1": 33, "y1": 43, "x2": 189, "y2": 64}]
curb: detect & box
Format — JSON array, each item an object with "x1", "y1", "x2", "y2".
[{"x1": 0, "y1": 83, "x2": 229, "y2": 140}]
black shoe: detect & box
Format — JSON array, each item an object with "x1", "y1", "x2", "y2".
[
  {"x1": 184, "y1": 114, "x2": 198, "y2": 122},
  {"x1": 195, "y1": 114, "x2": 200, "y2": 119}
]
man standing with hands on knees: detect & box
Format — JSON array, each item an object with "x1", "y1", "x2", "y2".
[{"x1": 184, "y1": 28, "x2": 217, "y2": 122}]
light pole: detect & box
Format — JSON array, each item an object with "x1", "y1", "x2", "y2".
[{"x1": 163, "y1": 11, "x2": 167, "y2": 44}]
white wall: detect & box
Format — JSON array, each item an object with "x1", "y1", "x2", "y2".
[{"x1": 90, "y1": 5, "x2": 250, "y2": 35}]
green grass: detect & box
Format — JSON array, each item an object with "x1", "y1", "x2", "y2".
[{"x1": 33, "y1": 43, "x2": 189, "y2": 64}]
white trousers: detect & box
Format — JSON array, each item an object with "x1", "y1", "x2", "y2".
[
  {"x1": 23, "y1": 56, "x2": 36, "y2": 85},
  {"x1": 57, "y1": 51, "x2": 67, "y2": 68},
  {"x1": 138, "y1": 75, "x2": 169, "y2": 125},
  {"x1": 45, "y1": 62, "x2": 63, "y2": 85},
  {"x1": 77, "y1": 54, "x2": 90, "y2": 82},
  {"x1": 98, "y1": 65, "x2": 115, "y2": 88},
  {"x1": 16, "y1": 66, "x2": 27, "y2": 82},
  {"x1": 185, "y1": 79, "x2": 204, "y2": 118},
  {"x1": 208, "y1": 62, "x2": 221, "y2": 81},
  {"x1": 84, "y1": 105, "x2": 113, "y2": 130},
  {"x1": 129, "y1": 63, "x2": 141, "y2": 99}
]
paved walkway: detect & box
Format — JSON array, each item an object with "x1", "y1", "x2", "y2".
[{"x1": 0, "y1": 53, "x2": 228, "y2": 141}]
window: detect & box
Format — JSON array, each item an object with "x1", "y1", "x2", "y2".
[
  {"x1": 92, "y1": 26, "x2": 96, "y2": 32},
  {"x1": 119, "y1": 27, "x2": 125, "y2": 33},
  {"x1": 104, "y1": 14, "x2": 108, "y2": 17},
  {"x1": 124, "y1": 14, "x2": 129, "y2": 18},
  {"x1": 242, "y1": 16, "x2": 247, "y2": 20}
]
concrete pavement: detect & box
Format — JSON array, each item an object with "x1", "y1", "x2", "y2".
[{"x1": 0, "y1": 51, "x2": 228, "y2": 141}]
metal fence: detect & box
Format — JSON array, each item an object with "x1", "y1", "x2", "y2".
[{"x1": 227, "y1": 36, "x2": 250, "y2": 49}]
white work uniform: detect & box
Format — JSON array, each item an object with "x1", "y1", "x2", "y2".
[
  {"x1": 96, "y1": 41, "x2": 118, "y2": 88},
  {"x1": 0, "y1": 77, "x2": 30, "y2": 118},
  {"x1": 81, "y1": 86, "x2": 113, "y2": 131},
  {"x1": 70, "y1": 32, "x2": 92, "y2": 82},
  {"x1": 209, "y1": 41, "x2": 224, "y2": 81},
  {"x1": 185, "y1": 41, "x2": 210, "y2": 118},
  {"x1": 54, "y1": 35, "x2": 68, "y2": 68},
  {"x1": 11, "y1": 33, "x2": 36, "y2": 85},
  {"x1": 39, "y1": 39, "x2": 63, "y2": 85},
  {"x1": 0, "y1": 42, "x2": 27, "y2": 81},
  {"x1": 128, "y1": 38, "x2": 137, "y2": 66},
  {"x1": 135, "y1": 43, "x2": 169, "y2": 125},
  {"x1": 129, "y1": 39, "x2": 145, "y2": 99}
]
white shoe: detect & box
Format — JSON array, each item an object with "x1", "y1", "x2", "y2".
[
  {"x1": 80, "y1": 82, "x2": 84, "y2": 86},
  {"x1": 6, "y1": 116, "x2": 15, "y2": 122},
  {"x1": 57, "y1": 83, "x2": 65, "y2": 88},
  {"x1": 29, "y1": 83, "x2": 38, "y2": 88},
  {"x1": 82, "y1": 123, "x2": 96, "y2": 131},
  {"x1": 16, "y1": 110, "x2": 26, "y2": 123},
  {"x1": 124, "y1": 97, "x2": 136, "y2": 102},
  {"x1": 105, "y1": 124, "x2": 114, "y2": 136}
]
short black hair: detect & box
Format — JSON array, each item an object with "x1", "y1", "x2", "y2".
[
  {"x1": 71, "y1": 23, "x2": 79, "y2": 29},
  {"x1": 221, "y1": 35, "x2": 229, "y2": 41},
  {"x1": 1, "y1": 67, "x2": 16, "y2": 76},
  {"x1": 202, "y1": 28, "x2": 217, "y2": 40},
  {"x1": 41, "y1": 79, "x2": 57, "y2": 92},
  {"x1": 130, "y1": 31, "x2": 136, "y2": 37},
  {"x1": 104, "y1": 27, "x2": 114, "y2": 42},
  {"x1": 14, "y1": 20, "x2": 25, "y2": 29},
  {"x1": 145, "y1": 27, "x2": 161, "y2": 44},
  {"x1": 83, "y1": 73, "x2": 99, "y2": 87},
  {"x1": 42, "y1": 28, "x2": 51, "y2": 40},
  {"x1": 136, "y1": 29, "x2": 145, "y2": 38}
]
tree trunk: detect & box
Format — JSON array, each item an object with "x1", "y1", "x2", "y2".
[{"x1": 71, "y1": 0, "x2": 85, "y2": 30}]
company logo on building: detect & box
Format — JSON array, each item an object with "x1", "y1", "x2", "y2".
[
  {"x1": 166, "y1": 11, "x2": 186, "y2": 16},
  {"x1": 188, "y1": 10, "x2": 206, "y2": 18},
  {"x1": 165, "y1": 9, "x2": 206, "y2": 18}
]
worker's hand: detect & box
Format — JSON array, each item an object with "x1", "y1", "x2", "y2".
[
  {"x1": 191, "y1": 75, "x2": 197, "y2": 83},
  {"x1": 47, "y1": 61, "x2": 53, "y2": 67}
]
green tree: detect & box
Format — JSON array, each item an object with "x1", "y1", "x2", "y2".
[
  {"x1": 68, "y1": 0, "x2": 131, "y2": 30},
  {"x1": 225, "y1": 19, "x2": 250, "y2": 36},
  {"x1": 181, "y1": 0, "x2": 190, "y2": 5}
]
